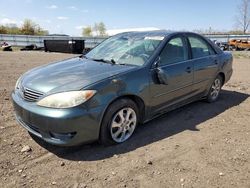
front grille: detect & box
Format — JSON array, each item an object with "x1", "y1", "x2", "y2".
[{"x1": 22, "y1": 87, "x2": 44, "y2": 102}]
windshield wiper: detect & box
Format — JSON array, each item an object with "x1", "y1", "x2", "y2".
[
  {"x1": 80, "y1": 54, "x2": 88, "y2": 59},
  {"x1": 110, "y1": 59, "x2": 116, "y2": 64},
  {"x1": 91, "y1": 58, "x2": 116, "y2": 65},
  {"x1": 89, "y1": 58, "x2": 130, "y2": 66}
]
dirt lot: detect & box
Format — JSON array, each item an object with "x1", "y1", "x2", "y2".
[{"x1": 0, "y1": 51, "x2": 249, "y2": 188}]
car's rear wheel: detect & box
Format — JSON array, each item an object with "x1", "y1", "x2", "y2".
[
  {"x1": 100, "y1": 98, "x2": 139, "y2": 145},
  {"x1": 206, "y1": 75, "x2": 223, "y2": 103}
]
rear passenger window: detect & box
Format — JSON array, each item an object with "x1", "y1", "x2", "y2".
[
  {"x1": 188, "y1": 37, "x2": 214, "y2": 58},
  {"x1": 160, "y1": 37, "x2": 188, "y2": 66}
]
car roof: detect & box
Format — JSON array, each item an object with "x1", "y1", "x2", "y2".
[
  {"x1": 117, "y1": 30, "x2": 202, "y2": 37},
  {"x1": 115, "y1": 30, "x2": 223, "y2": 54}
]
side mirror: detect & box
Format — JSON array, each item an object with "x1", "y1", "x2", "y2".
[
  {"x1": 156, "y1": 67, "x2": 168, "y2": 85},
  {"x1": 152, "y1": 56, "x2": 161, "y2": 68},
  {"x1": 153, "y1": 56, "x2": 168, "y2": 85}
]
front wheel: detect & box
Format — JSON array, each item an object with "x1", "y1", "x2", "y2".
[
  {"x1": 206, "y1": 75, "x2": 223, "y2": 103},
  {"x1": 100, "y1": 99, "x2": 139, "y2": 145}
]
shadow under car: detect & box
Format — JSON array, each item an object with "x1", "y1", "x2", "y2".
[{"x1": 30, "y1": 89, "x2": 249, "y2": 161}]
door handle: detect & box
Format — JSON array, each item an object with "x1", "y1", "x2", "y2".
[{"x1": 185, "y1": 67, "x2": 192, "y2": 73}]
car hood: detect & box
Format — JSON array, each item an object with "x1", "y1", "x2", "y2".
[{"x1": 21, "y1": 57, "x2": 136, "y2": 94}]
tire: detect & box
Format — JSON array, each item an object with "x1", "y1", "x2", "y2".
[
  {"x1": 100, "y1": 98, "x2": 139, "y2": 145},
  {"x1": 220, "y1": 46, "x2": 225, "y2": 51},
  {"x1": 206, "y1": 75, "x2": 223, "y2": 103}
]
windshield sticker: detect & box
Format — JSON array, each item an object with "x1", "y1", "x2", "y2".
[{"x1": 144, "y1": 36, "x2": 164, "y2": 41}]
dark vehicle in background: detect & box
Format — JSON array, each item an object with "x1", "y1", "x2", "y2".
[
  {"x1": 214, "y1": 40, "x2": 229, "y2": 51},
  {"x1": 12, "y1": 31, "x2": 233, "y2": 146},
  {"x1": 20, "y1": 44, "x2": 44, "y2": 51},
  {"x1": 1, "y1": 41, "x2": 12, "y2": 51}
]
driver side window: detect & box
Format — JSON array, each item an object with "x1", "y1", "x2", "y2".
[{"x1": 159, "y1": 37, "x2": 188, "y2": 66}]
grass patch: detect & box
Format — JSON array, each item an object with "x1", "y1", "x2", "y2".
[{"x1": 232, "y1": 51, "x2": 250, "y2": 59}]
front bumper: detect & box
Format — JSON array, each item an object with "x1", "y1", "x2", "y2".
[{"x1": 12, "y1": 91, "x2": 104, "y2": 146}]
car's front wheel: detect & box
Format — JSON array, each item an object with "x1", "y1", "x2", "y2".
[
  {"x1": 100, "y1": 98, "x2": 139, "y2": 145},
  {"x1": 206, "y1": 75, "x2": 223, "y2": 103}
]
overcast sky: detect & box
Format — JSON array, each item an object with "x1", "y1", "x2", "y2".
[{"x1": 0, "y1": 0, "x2": 240, "y2": 36}]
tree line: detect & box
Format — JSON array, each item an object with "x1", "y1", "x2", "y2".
[
  {"x1": 82, "y1": 22, "x2": 107, "y2": 36},
  {"x1": 0, "y1": 19, "x2": 48, "y2": 35}
]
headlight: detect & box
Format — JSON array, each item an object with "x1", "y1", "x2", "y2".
[
  {"x1": 37, "y1": 90, "x2": 96, "y2": 108},
  {"x1": 15, "y1": 76, "x2": 22, "y2": 89}
]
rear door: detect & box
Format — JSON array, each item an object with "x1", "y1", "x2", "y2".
[
  {"x1": 149, "y1": 35, "x2": 194, "y2": 113},
  {"x1": 187, "y1": 35, "x2": 219, "y2": 95}
]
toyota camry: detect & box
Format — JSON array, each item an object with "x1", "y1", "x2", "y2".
[{"x1": 12, "y1": 31, "x2": 233, "y2": 146}]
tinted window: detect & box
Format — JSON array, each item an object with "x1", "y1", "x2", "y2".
[
  {"x1": 160, "y1": 37, "x2": 188, "y2": 66},
  {"x1": 188, "y1": 37, "x2": 215, "y2": 58}
]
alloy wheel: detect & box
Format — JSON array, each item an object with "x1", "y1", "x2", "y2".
[
  {"x1": 210, "y1": 78, "x2": 221, "y2": 100},
  {"x1": 110, "y1": 107, "x2": 137, "y2": 143}
]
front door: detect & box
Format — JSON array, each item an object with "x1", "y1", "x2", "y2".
[{"x1": 150, "y1": 35, "x2": 194, "y2": 113}]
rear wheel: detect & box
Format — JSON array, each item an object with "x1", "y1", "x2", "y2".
[
  {"x1": 100, "y1": 99, "x2": 139, "y2": 145},
  {"x1": 206, "y1": 75, "x2": 223, "y2": 103}
]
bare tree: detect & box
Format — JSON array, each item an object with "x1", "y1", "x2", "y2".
[
  {"x1": 98, "y1": 22, "x2": 106, "y2": 36},
  {"x1": 93, "y1": 23, "x2": 99, "y2": 36},
  {"x1": 82, "y1": 26, "x2": 92, "y2": 36},
  {"x1": 82, "y1": 22, "x2": 107, "y2": 36},
  {"x1": 21, "y1": 19, "x2": 36, "y2": 35},
  {"x1": 20, "y1": 19, "x2": 48, "y2": 35},
  {"x1": 236, "y1": 0, "x2": 250, "y2": 33},
  {"x1": 92, "y1": 22, "x2": 107, "y2": 36}
]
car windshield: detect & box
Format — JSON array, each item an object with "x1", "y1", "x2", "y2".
[{"x1": 85, "y1": 33, "x2": 164, "y2": 66}]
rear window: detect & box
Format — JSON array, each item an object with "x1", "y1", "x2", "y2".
[{"x1": 188, "y1": 37, "x2": 215, "y2": 59}]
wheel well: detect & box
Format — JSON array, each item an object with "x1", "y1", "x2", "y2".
[
  {"x1": 106, "y1": 95, "x2": 145, "y2": 123},
  {"x1": 218, "y1": 72, "x2": 225, "y2": 85}
]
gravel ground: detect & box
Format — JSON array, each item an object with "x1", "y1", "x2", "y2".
[{"x1": 0, "y1": 51, "x2": 249, "y2": 188}]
